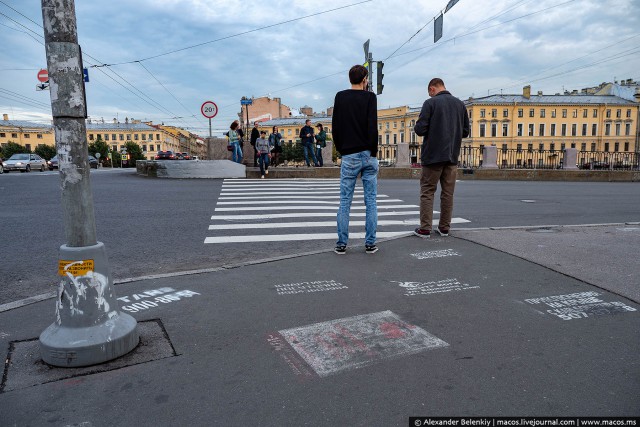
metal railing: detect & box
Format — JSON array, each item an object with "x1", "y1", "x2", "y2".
[{"x1": 576, "y1": 151, "x2": 639, "y2": 170}]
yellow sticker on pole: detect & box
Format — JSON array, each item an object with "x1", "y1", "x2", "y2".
[{"x1": 58, "y1": 260, "x2": 94, "y2": 277}]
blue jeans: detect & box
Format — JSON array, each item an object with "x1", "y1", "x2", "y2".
[
  {"x1": 258, "y1": 153, "x2": 270, "y2": 175},
  {"x1": 337, "y1": 150, "x2": 378, "y2": 246},
  {"x1": 315, "y1": 147, "x2": 323, "y2": 167},
  {"x1": 231, "y1": 142, "x2": 243, "y2": 163},
  {"x1": 302, "y1": 141, "x2": 318, "y2": 166}
]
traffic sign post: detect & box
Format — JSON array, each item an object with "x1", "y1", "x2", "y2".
[
  {"x1": 201, "y1": 101, "x2": 219, "y2": 137},
  {"x1": 37, "y1": 68, "x2": 49, "y2": 82}
]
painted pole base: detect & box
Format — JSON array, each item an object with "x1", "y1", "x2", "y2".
[{"x1": 39, "y1": 242, "x2": 139, "y2": 367}]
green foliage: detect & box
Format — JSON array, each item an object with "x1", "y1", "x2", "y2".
[
  {"x1": 88, "y1": 136, "x2": 110, "y2": 165},
  {"x1": 282, "y1": 140, "x2": 304, "y2": 163},
  {"x1": 124, "y1": 141, "x2": 144, "y2": 167},
  {"x1": 1, "y1": 141, "x2": 31, "y2": 158},
  {"x1": 34, "y1": 144, "x2": 56, "y2": 160}
]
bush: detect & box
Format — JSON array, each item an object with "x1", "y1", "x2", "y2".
[
  {"x1": 1, "y1": 141, "x2": 30, "y2": 158},
  {"x1": 35, "y1": 144, "x2": 56, "y2": 160}
]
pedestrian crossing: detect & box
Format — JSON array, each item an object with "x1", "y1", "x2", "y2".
[{"x1": 204, "y1": 179, "x2": 470, "y2": 244}]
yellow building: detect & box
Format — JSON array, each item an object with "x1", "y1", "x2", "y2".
[
  {"x1": 376, "y1": 106, "x2": 420, "y2": 165},
  {"x1": 257, "y1": 116, "x2": 333, "y2": 143},
  {"x1": 465, "y1": 86, "x2": 639, "y2": 167},
  {"x1": 0, "y1": 114, "x2": 55, "y2": 151}
]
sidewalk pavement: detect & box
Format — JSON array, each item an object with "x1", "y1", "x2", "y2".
[{"x1": 1, "y1": 225, "x2": 639, "y2": 426}]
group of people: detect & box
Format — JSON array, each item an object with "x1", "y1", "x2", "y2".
[
  {"x1": 229, "y1": 64, "x2": 469, "y2": 253},
  {"x1": 226, "y1": 119, "x2": 328, "y2": 174}
]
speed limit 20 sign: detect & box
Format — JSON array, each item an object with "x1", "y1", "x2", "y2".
[{"x1": 201, "y1": 101, "x2": 218, "y2": 119}]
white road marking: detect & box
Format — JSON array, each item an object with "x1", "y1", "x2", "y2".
[
  {"x1": 219, "y1": 195, "x2": 389, "y2": 200},
  {"x1": 208, "y1": 218, "x2": 470, "y2": 230},
  {"x1": 220, "y1": 190, "x2": 363, "y2": 196},
  {"x1": 205, "y1": 231, "x2": 412, "y2": 244},
  {"x1": 210, "y1": 211, "x2": 422, "y2": 220},
  {"x1": 216, "y1": 199, "x2": 404, "y2": 205},
  {"x1": 214, "y1": 204, "x2": 418, "y2": 212}
]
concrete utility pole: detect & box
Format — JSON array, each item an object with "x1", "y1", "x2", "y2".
[{"x1": 39, "y1": 0, "x2": 138, "y2": 367}]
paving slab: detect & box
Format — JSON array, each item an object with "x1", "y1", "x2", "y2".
[{"x1": 1, "y1": 235, "x2": 638, "y2": 426}]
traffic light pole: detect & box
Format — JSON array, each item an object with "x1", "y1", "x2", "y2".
[{"x1": 39, "y1": 0, "x2": 138, "y2": 367}]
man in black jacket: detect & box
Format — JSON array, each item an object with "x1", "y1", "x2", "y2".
[
  {"x1": 332, "y1": 64, "x2": 379, "y2": 255},
  {"x1": 299, "y1": 120, "x2": 319, "y2": 167},
  {"x1": 413, "y1": 78, "x2": 470, "y2": 238},
  {"x1": 250, "y1": 122, "x2": 260, "y2": 167}
]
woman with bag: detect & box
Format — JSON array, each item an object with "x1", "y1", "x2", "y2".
[
  {"x1": 269, "y1": 126, "x2": 283, "y2": 167},
  {"x1": 314, "y1": 123, "x2": 327, "y2": 167},
  {"x1": 228, "y1": 121, "x2": 243, "y2": 164}
]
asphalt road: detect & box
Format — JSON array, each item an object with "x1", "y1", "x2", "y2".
[{"x1": 1, "y1": 168, "x2": 639, "y2": 305}]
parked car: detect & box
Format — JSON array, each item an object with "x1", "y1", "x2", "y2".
[
  {"x1": 155, "y1": 150, "x2": 176, "y2": 160},
  {"x1": 0, "y1": 157, "x2": 3, "y2": 174},
  {"x1": 176, "y1": 152, "x2": 192, "y2": 160},
  {"x1": 192, "y1": 156, "x2": 200, "y2": 161},
  {"x1": 48, "y1": 154, "x2": 100, "y2": 170},
  {"x1": 579, "y1": 161, "x2": 610, "y2": 170},
  {"x1": 2, "y1": 153, "x2": 47, "y2": 172}
]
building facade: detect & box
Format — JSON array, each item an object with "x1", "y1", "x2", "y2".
[
  {"x1": 257, "y1": 116, "x2": 333, "y2": 144},
  {"x1": 0, "y1": 114, "x2": 55, "y2": 151}
]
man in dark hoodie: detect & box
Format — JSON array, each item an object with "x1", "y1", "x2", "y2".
[
  {"x1": 331, "y1": 64, "x2": 379, "y2": 255},
  {"x1": 413, "y1": 78, "x2": 470, "y2": 239},
  {"x1": 299, "y1": 119, "x2": 319, "y2": 167}
]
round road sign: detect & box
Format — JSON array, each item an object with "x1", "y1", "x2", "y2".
[
  {"x1": 201, "y1": 101, "x2": 218, "y2": 119},
  {"x1": 37, "y1": 69, "x2": 49, "y2": 83}
]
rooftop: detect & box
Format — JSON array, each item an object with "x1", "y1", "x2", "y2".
[{"x1": 466, "y1": 94, "x2": 636, "y2": 105}]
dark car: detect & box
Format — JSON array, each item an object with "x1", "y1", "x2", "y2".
[
  {"x1": 48, "y1": 154, "x2": 99, "y2": 170},
  {"x1": 580, "y1": 161, "x2": 610, "y2": 170},
  {"x1": 176, "y1": 152, "x2": 191, "y2": 160},
  {"x1": 0, "y1": 157, "x2": 3, "y2": 174},
  {"x1": 155, "y1": 150, "x2": 176, "y2": 160}
]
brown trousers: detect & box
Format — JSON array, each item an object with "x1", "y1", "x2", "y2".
[{"x1": 419, "y1": 163, "x2": 457, "y2": 231}]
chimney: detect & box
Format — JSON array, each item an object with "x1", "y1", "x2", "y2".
[
  {"x1": 523, "y1": 85, "x2": 531, "y2": 99},
  {"x1": 571, "y1": 90, "x2": 578, "y2": 95},
  {"x1": 634, "y1": 87, "x2": 640, "y2": 103},
  {"x1": 537, "y1": 91, "x2": 543, "y2": 96},
  {"x1": 3, "y1": 113, "x2": 8, "y2": 121}
]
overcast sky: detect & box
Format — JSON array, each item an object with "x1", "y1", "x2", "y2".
[{"x1": 1, "y1": 0, "x2": 638, "y2": 136}]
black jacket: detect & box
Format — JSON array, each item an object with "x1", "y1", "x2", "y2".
[
  {"x1": 332, "y1": 89, "x2": 378, "y2": 157},
  {"x1": 299, "y1": 125, "x2": 314, "y2": 144},
  {"x1": 414, "y1": 90, "x2": 469, "y2": 166},
  {"x1": 250, "y1": 127, "x2": 259, "y2": 146}
]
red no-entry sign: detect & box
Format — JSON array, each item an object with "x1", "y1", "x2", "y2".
[{"x1": 37, "y1": 69, "x2": 49, "y2": 83}]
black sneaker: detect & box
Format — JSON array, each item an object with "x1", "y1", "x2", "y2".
[
  {"x1": 436, "y1": 227, "x2": 449, "y2": 237},
  {"x1": 365, "y1": 244, "x2": 378, "y2": 254},
  {"x1": 414, "y1": 228, "x2": 431, "y2": 238},
  {"x1": 334, "y1": 245, "x2": 346, "y2": 255}
]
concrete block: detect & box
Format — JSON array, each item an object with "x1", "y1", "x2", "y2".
[{"x1": 136, "y1": 160, "x2": 245, "y2": 179}]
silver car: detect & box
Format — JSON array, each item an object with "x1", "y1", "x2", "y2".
[{"x1": 2, "y1": 153, "x2": 48, "y2": 172}]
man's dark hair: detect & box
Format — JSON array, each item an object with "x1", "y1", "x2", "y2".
[
  {"x1": 428, "y1": 78, "x2": 445, "y2": 88},
  {"x1": 230, "y1": 121, "x2": 239, "y2": 130},
  {"x1": 260, "y1": 130, "x2": 266, "y2": 135},
  {"x1": 349, "y1": 65, "x2": 368, "y2": 85}
]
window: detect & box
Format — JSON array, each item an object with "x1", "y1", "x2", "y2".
[
  {"x1": 119, "y1": 134, "x2": 124, "y2": 141},
  {"x1": 142, "y1": 145, "x2": 147, "y2": 151},
  {"x1": 590, "y1": 143, "x2": 596, "y2": 152},
  {"x1": 583, "y1": 109, "x2": 588, "y2": 118},
  {"x1": 582, "y1": 124, "x2": 587, "y2": 136},
  {"x1": 625, "y1": 123, "x2": 631, "y2": 136},
  {"x1": 501, "y1": 143, "x2": 508, "y2": 152},
  {"x1": 104, "y1": 134, "x2": 109, "y2": 141},
  {"x1": 491, "y1": 123, "x2": 497, "y2": 137},
  {"x1": 540, "y1": 109, "x2": 546, "y2": 118},
  {"x1": 134, "y1": 134, "x2": 139, "y2": 141},
  {"x1": 517, "y1": 109, "x2": 523, "y2": 118},
  {"x1": 89, "y1": 134, "x2": 94, "y2": 140},
  {"x1": 624, "y1": 142, "x2": 629, "y2": 151},
  {"x1": 538, "y1": 143, "x2": 544, "y2": 152},
  {"x1": 517, "y1": 124, "x2": 523, "y2": 136},
  {"x1": 393, "y1": 134, "x2": 397, "y2": 144},
  {"x1": 378, "y1": 135, "x2": 382, "y2": 144},
  {"x1": 539, "y1": 124, "x2": 545, "y2": 136},
  {"x1": 11, "y1": 133, "x2": 17, "y2": 138},
  {"x1": 149, "y1": 133, "x2": 154, "y2": 140},
  {"x1": 563, "y1": 143, "x2": 567, "y2": 151},
  {"x1": 551, "y1": 109, "x2": 556, "y2": 118},
  {"x1": 503, "y1": 109, "x2": 508, "y2": 118},
  {"x1": 479, "y1": 123, "x2": 486, "y2": 137},
  {"x1": 156, "y1": 134, "x2": 160, "y2": 141},
  {"x1": 550, "y1": 143, "x2": 555, "y2": 152},
  {"x1": 616, "y1": 109, "x2": 621, "y2": 118},
  {"x1": 393, "y1": 122, "x2": 397, "y2": 129},
  {"x1": 562, "y1": 109, "x2": 567, "y2": 118},
  {"x1": 385, "y1": 134, "x2": 389, "y2": 144},
  {"x1": 25, "y1": 144, "x2": 31, "y2": 151},
  {"x1": 112, "y1": 134, "x2": 116, "y2": 140},
  {"x1": 593, "y1": 109, "x2": 597, "y2": 118},
  {"x1": 571, "y1": 124, "x2": 577, "y2": 136},
  {"x1": 24, "y1": 133, "x2": 30, "y2": 139},
  {"x1": 550, "y1": 124, "x2": 556, "y2": 136},
  {"x1": 112, "y1": 144, "x2": 117, "y2": 152},
  {"x1": 400, "y1": 132, "x2": 405, "y2": 143},
  {"x1": 627, "y1": 109, "x2": 632, "y2": 118},
  {"x1": 606, "y1": 109, "x2": 611, "y2": 118},
  {"x1": 385, "y1": 123, "x2": 389, "y2": 130},
  {"x1": 126, "y1": 135, "x2": 131, "y2": 141},
  {"x1": 592, "y1": 124, "x2": 597, "y2": 136},
  {"x1": 516, "y1": 144, "x2": 522, "y2": 152},
  {"x1": 37, "y1": 134, "x2": 42, "y2": 139},
  {"x1": 581, "y1": 143, "x2": 586, "y2": 151},
  {"x1": 502, "y1": 123, "x2": 508, "y2": 137},
  {"x1": 561, "y1": 124, "x2": 567, "y2": 136},
  {"x1": 528, "y1": 124, "x2": 534, "y2": 136},
  {"x1": 605, "y1": 123, "x2": 611, "y2": 136},
  {"x1": 142, "y1": 134, "x2": 146, "y2": 140},
  {"x1": 529, "y1": 108, "x2": 534, "y2": 117},
  {"x1": 615, "y1": 123, "x2": 621, "y2": 136},
  {"x1": 527, "y1": 144, "x2": 533, "y2": 152},
  {"x1": 604, "y1": 142, "x2": 609, "y2": 152},
  {"x1": 480, "y1": 109, "x2": 486, "y2": 118},
  {"x1": 573, "y1": 109, "x2": 578, "y2": 118},
  {"x1": 614, "y1": 142, "x2": 619, "y2": 152},
  {"x1": 401, "y1": 122, "x2": 404, "y2": 128},
  {"x1": 491, "y1": 109, "x2": 497, "y2": 118}
]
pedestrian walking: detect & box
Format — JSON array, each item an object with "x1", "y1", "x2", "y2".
[
  {"x1": 299, "y1": 119, "x2": 319, "y2": 167},
  {"x1": 413, "y1": 78, "x2": 470, "y2": 238},
  {"x1": 228, "y1": 120, "x2": 243, "y2": 164},
  {"x1": 255, "y1": 130, "x2": 271, "y2": 178},
  {"x1": 269, "y1": 126, "x2": 283, "y2": 167},
  {"x1": 332, "y1": 64, "x2": 379, "y2": 254},
  {"x1": 314, "y1": 123, "x2": 327, "y2": 167},
  {"x1": 250, "y1": 122, "x2": 260, "y2": 167}
]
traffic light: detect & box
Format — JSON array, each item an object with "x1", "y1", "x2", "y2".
[{"x1": 376, "y1": 61, "x2": 384, "y2": 95}]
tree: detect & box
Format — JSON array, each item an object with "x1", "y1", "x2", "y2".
[
  {"x1": 282, "y1": 140, "x2": 304, "y2": 163},
  {"x1": 124, "y1": 141, "x2": 144, "y2": 167},
  {"x1": 35, "y1": 144, "x2": 57, "y2": 160},
  {"x1": 88, "y1": 135, "x2": 110, "y2": 165},
  {"x1": 1, "y1": 141, "x2": 31, "y2": 158}
]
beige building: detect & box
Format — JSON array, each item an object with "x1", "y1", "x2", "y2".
[
  {"x1": 0, "y1": 114, "x2": 55, "y2": 151},
  {"x1": 239, "y1": 96, "x2": 292, "y2": 132},
  {"x1": 257, "y1": 116, "x2": 332, "y2": 144}
]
